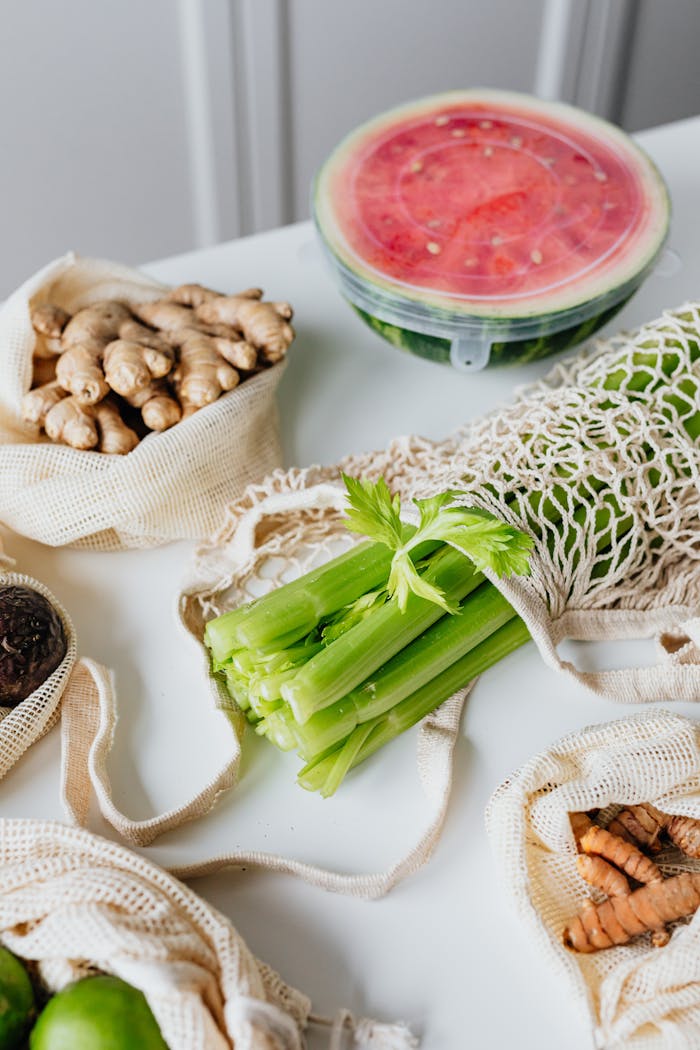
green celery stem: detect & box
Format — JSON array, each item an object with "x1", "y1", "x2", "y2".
[
  {"x1": 281, "y1": 545, "x2": 484, "y2": 724},
  {"x1": 290, "y1": 581, "x2": 516, "y2": 759},
  {"x1": 297, "y1": 617, "x2": 531, "y2": 793}
]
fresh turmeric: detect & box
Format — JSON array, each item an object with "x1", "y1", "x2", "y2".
[
  {"x1": 564, "y1": 871, "x2": 700, "y2": 953},
  {"x1": 610, "y1": 802, "x2": 700, "y2": 859},
  {"x1": 578, "y1": 823, "x2": 663, "y2": 886}
]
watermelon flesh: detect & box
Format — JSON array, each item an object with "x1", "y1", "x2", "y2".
[{"x1": 313, "y1": 90, "x2": 670, "y2": 368}]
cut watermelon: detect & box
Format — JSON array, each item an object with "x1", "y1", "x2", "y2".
[{"x1": 313, "y1": 90, "x2": 670, "y2": 369}]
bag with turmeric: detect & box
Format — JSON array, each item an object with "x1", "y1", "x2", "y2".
[{"x1": 487, "y1": 711, "x2": 700, "y2": 1049}]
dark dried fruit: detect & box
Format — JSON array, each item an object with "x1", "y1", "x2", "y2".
[{"x1": 0, "y1": 585, "x2": 67, "y2": 707}]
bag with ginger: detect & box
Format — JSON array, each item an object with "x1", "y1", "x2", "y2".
[
  {"x1": 486, "y1": 711, "x2": 700, "y2": 1050},
  {"x1": 0, "y1": 253, "x2": 286, "y2": 550}
]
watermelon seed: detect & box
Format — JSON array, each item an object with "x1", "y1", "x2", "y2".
[
  {"x1": 435, "y1": 116, "x2": 450, "y2": 127},
  {"x1": 530, "y1": 249, "x2": 543, "y2": 264},
  {"x1": 594, "y1": 171, "x2": 608, "y2": 182},
  {"x1": 451, "y1": 129, "x2": 466, "y2": 138},
  {"x1": 464, "y1": 258, "x2": 477, "y2": 267},
  {"x1": 484, "y1": 147, "x2": 494, "y2": 157},
  {"x1": 491, "y1": 236, "x2": 502, "y2": 246},
  {"x1": 510, "y1": 136, "x2": 523, "y2": 149},
  {"x1": 480, "y1": 120, "x2": 493, "y2": 129},
  {"x1": 410, "y1": 161, "x2": 423, "y2": 173},
  {"x1": 427, "y1": 219, "x2": 441, "y2": 228},
  {"x1": 426, "y1": 242, "x2": 441, "y2": 255}
]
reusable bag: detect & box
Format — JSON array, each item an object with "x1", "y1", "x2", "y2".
[
  {"x1": 4, "y1": 304, "x2": 700, "y2": 895},
  {"x1": 0, "y1": 818, "x2": 416, "y2": 1050},
  {"x1": 486, "y1": 711, "x2": 700, "y2": 1049},
  {"x1": 0, "y1": 254, "x2": 285, "y2": 550}
]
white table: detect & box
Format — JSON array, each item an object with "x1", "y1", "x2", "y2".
[{"x1": 2, "y1": 115, "x2": 700, "y2": 1049}]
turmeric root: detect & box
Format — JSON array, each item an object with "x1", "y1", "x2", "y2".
[
  {"x1": 44, "y1": 396, "x2": 98, "y2": 450},
  {"x1": 579, "y1": 824, "x2": 664, "y2": 886},
  {"x1": 564, "y1": 871, "x2": 700, "y2": 953},
  {"x1": 172, "y1": 334, "x2": 239, "y2": 407},
  {"x1": 195, "y1": 294, "x2": 294, "y2": 362},
  {"x1": 607, "y1": 804, "x2": 666, "y2": 854},
  {"x1": 608, "y1": 803, "x2": 700, "y2": 858},
  {"x1": 93, "y1": 398, "x2": 139, "y2": 454},
  {"x1": 22, "y1": 381, "x2": 68, "y2": 426},
  {"x1": 577, "y1": 855, "x2": 631, "y2": 899}
]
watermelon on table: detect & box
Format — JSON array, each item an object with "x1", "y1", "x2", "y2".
[{"x1": 312, "y1": 89, "x2": 670, "y2": 369}]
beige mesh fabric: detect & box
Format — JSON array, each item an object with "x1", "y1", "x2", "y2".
[
  {"x1": 0, "y1": 818, "x2": 312, "y2": 1050},
  {"x1": 0, "y1": 558, "x2": 77, "y2": 778},
  {"x1": 0, "y1": 253, "x2": 285, "y2": 550},
  {"x1": 183, "y1": 302, "x2": 700, "y2": 706},
  {"x1": 486, "y1": 711, "x2": 700, "y2": 1049}
]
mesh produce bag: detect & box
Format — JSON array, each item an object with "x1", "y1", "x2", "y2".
[
  {"x1": 182, "y1": 300, "x2": 700, "y2": 707},
  {"x1": 485, "y1": 711, "x2": 700, "y2": 1049},
  {"x1": 0, "y1": 549, "x2": 77, "y2": 779},
  {"x1": 0, "y1": 818, "x2": 417, "y2": 1050},
  {"x1": 0, "y1": 253, "x2": 286, "y2": 550}
]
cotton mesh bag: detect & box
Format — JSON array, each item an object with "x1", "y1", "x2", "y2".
[
  {"x1": 0, "y1": 819, "x2": 418, "y2": 1050},
  {"x1": 181, "y1": 300, "x2": 700, "y2": 714},
  {"x1": 0, "y1": 545, "x2": 77, "y2": 781},
  {"x1": 485, "y1": 710, "x2": 700, "y2": 1049},
  {"x1": 0, "y1": 253, "x2": 286, "y2": 550}
]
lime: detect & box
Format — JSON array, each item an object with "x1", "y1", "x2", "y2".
[
  {"x1": 29, "y1": 975, "x2": 168, "y2": 1049},
  {"x1": 0, "y1": 945, "x2": 35, "y2": 1049}
]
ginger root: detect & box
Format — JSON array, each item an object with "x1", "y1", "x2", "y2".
[
  {"x1": 195, "y1": 293, "x2": 294, "y2": 362},
  {"x1": 123, "y1": 381, "x2": 182, "y2": 432},
  {"x1": 93, "y1": 398, "x2": 139, "y2": 454},
  {"x1": 44, "y1": 395, "x2": 99, "y2": 451},
  {"x1": 26, "y1": 279, "x2": 294, "y2": 453},
  {"x1": 22, "y1": 381, "x2": 68, "y2": 426},
  {"x1": 172, "y1": 334, "x2": 239, "y2": 407}
]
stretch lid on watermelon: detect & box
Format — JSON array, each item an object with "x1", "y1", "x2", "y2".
[{"x1": 313, "y1": 90, "x2": 670, "y2": 370}]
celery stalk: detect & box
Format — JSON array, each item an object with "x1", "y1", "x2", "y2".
[
  {"x1": 281, "y1": 545, "x2": 483, "y2": 724},
  {"x1": 297, "y1": 617, "x2": 531, "y2": 794},
  {"x1": 288, "y1": 582, "x2": 516, "y2": 758}
]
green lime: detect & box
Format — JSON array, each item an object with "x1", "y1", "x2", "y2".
[
  {"x1": 29, "y1": 975, "x2": 168, "y2": 1050},
  {"x1": 0, "y1": 945, "x2": 35, "y2": 1049}
]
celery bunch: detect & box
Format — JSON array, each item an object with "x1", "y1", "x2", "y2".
[{"x1": 205, "y1": 476, "x2": 533, "y2": 796}]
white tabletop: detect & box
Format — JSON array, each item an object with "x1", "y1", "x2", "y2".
[{"x1": 2, "y1": 115, "x2": 700, "y2": 1049}]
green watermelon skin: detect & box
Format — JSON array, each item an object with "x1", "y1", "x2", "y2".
[{"x1": 353, "y1": 294, "x2": 634, "y2": 367}]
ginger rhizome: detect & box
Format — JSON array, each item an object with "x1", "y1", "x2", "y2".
[
  {"x1": 563, "y1": 806, "x2": 700, "y2": 953},
  {"x1": 24, "y1": 281, "x2": 294, "y2": 454}
]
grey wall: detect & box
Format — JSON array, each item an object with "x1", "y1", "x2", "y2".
[{"x1": 0, "y1": 0, "x2": 698, "y2": 297}]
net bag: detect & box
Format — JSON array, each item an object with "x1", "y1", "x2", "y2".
[
  {"x1": 0, "y1": 818, "x2": 417, "y2": 1049},
  {"x1": 486, "y1": 710, "x2": 700, "y2": 1049},
  {"x1": 0, "y1": 254, "x2": 286, "y2": 550}
]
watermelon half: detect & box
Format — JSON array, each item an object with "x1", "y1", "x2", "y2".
[{"x1": 313, "y1": 90, "x2": 670, "y2": 369}]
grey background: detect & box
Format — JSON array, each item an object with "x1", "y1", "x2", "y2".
[{"x1": 0, "y1": 0, "x2": 698, "y2": 295}]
